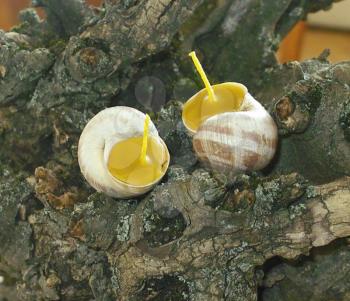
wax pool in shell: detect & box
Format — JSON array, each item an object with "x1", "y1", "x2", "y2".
[
  {"x1": 107, "y1": 136, "x2": 167, "y2": 186},
  {"x1": 182, "y1": 82, "x2": 248, "y2": 133}
]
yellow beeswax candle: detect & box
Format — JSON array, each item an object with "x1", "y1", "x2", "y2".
[
  {"x1": 107, "y1": 114, "x2": 167, "y2": 186},
  {"x1": 182, "y1": 51, "x2": 248, "y2": 133}
]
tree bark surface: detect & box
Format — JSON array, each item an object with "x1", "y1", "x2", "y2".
[{"x1": 0, "y1": 0, "x2": 349, "y2": 300}]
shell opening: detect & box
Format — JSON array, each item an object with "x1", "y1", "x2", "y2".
[
  {"x1": 106, "y1": 135, "x2": 170, "y2": 188},
  {"x1": 182, "y1": 82, "x2": 248, "y2": 134}
]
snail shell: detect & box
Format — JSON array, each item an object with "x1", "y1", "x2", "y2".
[
  {"x1": 78, "y1": 106, "x2": 170, "y2": 198},
  {"x1": 193, "y1": 92, "x2": 278, "y2": 176}
]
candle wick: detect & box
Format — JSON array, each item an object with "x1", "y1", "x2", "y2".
[
  {"x1": 140, "y1": 114, "x2": 150, "y2": 165},
  {"x1": 189, "y1": 51, "x2": 216, "y2": 102}
]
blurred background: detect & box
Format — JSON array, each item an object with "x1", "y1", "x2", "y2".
[
  {"x1": 277, "y1": 0, "x2": 350, "y2": 63},
  {"x1": 0, "y1": 0, "x2": 349, "y2": 63}
]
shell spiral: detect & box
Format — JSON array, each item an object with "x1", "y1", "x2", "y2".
[
  {"x1": 78, "y1": 106, "x2": 170, "y2": 198},
  {"x1": 193, "y1": 93, "x2": 278, "y2": 176}
]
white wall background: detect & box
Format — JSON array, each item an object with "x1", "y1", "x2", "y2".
[{"x1": 308, "y1": 0, "x2": 350, "y2": 30}]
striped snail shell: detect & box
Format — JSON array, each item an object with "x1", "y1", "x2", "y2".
[
  {"x1": 193, "y1": 92, "x2": 278, "y2": 177},
  {"x1": 78, "y1": 106, "x2": 170, "y2": 198}
]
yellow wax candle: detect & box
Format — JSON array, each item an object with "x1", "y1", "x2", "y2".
[
  {"x1": 107, "y1": 114, "x2": 167, "y2": 186},
  {"x1": 182, "y1": 51, "x2": 248, "y2": 133}
]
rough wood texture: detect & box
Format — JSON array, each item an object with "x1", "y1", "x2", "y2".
[
  {"x1": 180, "y1": 0, "x2": 341, "y2": 92},
  {"x1": 259, "y1": 58, "x2": 350, "y2": 183},
  {"x1": 0, "y1": 0, "x2": 349, "y2": 300},
  {"x1": 262, "y1": 240, "x2": 350, "y2": 301}
]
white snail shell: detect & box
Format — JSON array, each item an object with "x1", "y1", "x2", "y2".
[
  {"x1": 78, "y1": 106, "x2": 170, "y2": 198},
  {"x1": 192, "y1": 92, "x2": 278, "y2": 176}
]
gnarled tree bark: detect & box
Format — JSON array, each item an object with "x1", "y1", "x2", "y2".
[{"x1": 0, "y1": 0, "x2": 349, "y2": 300}]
